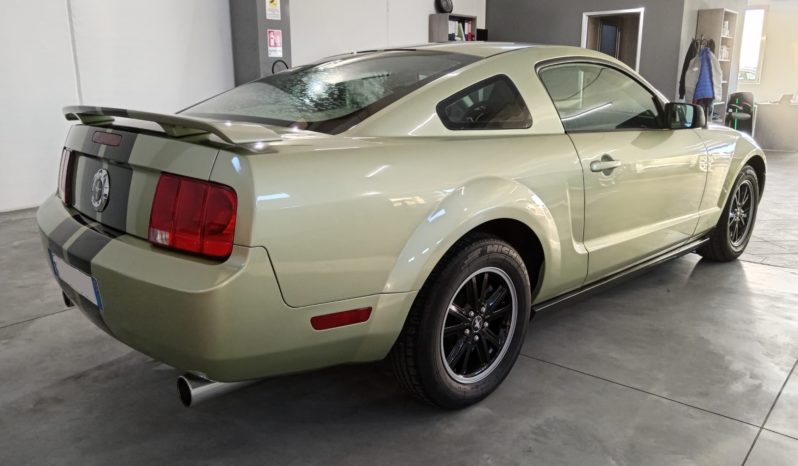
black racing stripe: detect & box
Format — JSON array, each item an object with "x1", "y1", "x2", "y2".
[
  {"x1": 70, "y1": 155, "x2": 132, "y2": 233},
  {"x1": 99, "y1": 130, "x2": 137, "y2": 164},
  {"x1": 64, "y1": 227, "x2": 113, "y2": 275},
  {"x1": 71, "y1": 155, "x2": 104, "y2": 216},
  {"x1": 97, "y1": 161, "x2": 133, "y2": 231},
  {"x1": 71, "y1": 213, "x2": 123, "y2": 239},
  {"x1": 75, "y1": 127, "x2": 105, "y2": 158},
  {"x1": 40, "y1": 228, "x2": 65, "y2": 260},
  {"x1": 77, "y1": 130, "x2": 97, "y2": 156},
  {"x1": 114, "y1": 108, "x2": 131, "y2": 118},
  {"x1": 43, "y1": 212, "x2": 121, "y2": 264},
  {"x1": 72, "y1": 214, "x2": 125, "y2": 239},
  {"x1": 49, "y1": 217, "x2": 84, "y2": 246},
  {"x1": 73, "y1": 128, "x2": 137, "y2": 163}
]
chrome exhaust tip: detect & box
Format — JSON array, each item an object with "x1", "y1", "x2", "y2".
[{"x1": 177, "y1": 373, "x2": 254, "y2": 407}]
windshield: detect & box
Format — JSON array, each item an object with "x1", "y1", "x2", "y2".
[{"x1": 181, "y1": 50, "x2": 479, "y2": 134}]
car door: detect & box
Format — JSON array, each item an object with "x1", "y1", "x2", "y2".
[{"x1": 538, "y1": 62, "x2": 708, "y2": 282}]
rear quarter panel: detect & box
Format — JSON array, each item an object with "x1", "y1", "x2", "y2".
[{"x1": 211, "y1": 134, "x2": 586, "y2": 308}]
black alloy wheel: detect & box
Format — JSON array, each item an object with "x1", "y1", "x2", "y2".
[
  {"x1": 391, "y1": 233, "x2": 532, "y2": 409},
  {"x1": 728, "y1": 179, "x2": 755, "y2": 249},
  {"x1": 441, "y1": 267, "x2": 517, "y2": 383},
  {"x1": 698, "y1": 164, "x2": 760, "y2": 261}
]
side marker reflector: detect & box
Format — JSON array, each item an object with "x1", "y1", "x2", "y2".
[{"x1": 310, "y1": 307, "x2": 372, "y2": 330}]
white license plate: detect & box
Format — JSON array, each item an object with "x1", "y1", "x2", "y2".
[{"x1": 49, "y1": 251, "x2": 103, "y2": 310}]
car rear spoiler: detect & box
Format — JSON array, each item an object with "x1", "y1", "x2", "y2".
[{"x1": 63, "y1": 106, "x2": 282, "y2": 145}]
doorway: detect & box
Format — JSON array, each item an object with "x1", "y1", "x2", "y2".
[{"x1": 581, "y1": 8, "x2": 644, "y2": 71}]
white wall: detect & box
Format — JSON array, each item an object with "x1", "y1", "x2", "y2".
[
  {"x1": 70, "y1": 0, "x2": 234, "y2": 113},
  {"x1": 290, "y1": 0, "x2": 487, "y2": 65},
  {"x1": 0, "y1": 0, "x2": 235, "y2": 212},
  {"x1": 738, "y1": 0, "x2": 798, "y2": 102},
  {"x1": 0, "y1": 0, "x2": 77, "y2": 213}
]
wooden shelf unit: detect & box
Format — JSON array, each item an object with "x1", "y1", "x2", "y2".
[
  {"x1": 696, "y1": 8, "x2": 739, "y2": 112},
  {"x1": 429, "y1": 13, "x2": 478, "y2": 43}
]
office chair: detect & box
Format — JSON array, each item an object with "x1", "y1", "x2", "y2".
[{"x1": 725, "y1": 92, "x2": 755, "y2": 135}]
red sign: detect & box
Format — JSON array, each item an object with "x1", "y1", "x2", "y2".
[{"x1": 267, "y1": 29, "x2": 283, "y2": 57}]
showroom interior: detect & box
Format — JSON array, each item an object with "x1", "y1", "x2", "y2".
[{"x1": 1, "y1": 0, "x2": 797, "y2": 464}]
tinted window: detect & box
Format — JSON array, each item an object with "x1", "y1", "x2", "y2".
[
  {"x1": 182, "y1": 50, "x2": 479, "y2": 134},
  {"x1": 539, "y1": 63, "x2": 663, "y2": 132},
  {"x1": 437, "y1": 75, "x2": 532, "y2": 130}
]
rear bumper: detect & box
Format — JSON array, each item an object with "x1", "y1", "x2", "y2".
[{"x1": 37, "y1": 195, "x2": 415, "y2": 381}]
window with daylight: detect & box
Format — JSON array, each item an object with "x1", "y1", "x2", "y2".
[{"x1": 738, "y1": 8, "x2": 767, "y2": 83}]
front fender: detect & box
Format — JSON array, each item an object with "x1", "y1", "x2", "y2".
[
  {"x1": 382, "y1": 177, "x2": 560, "y2": 296},
  {"x1": 718, "y1": 132, "x2": 767, "y2": 209},
  {"x1": 694, "y1": 128, "x2": 766, "y2": 236}
]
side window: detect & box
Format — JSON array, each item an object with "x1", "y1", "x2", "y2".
[
  {"x1": 437, "y1": 75, "x2": 532, "y2": 130},
  {"x1": 538, "y1": 63, "x2": 663, "y2": 132}
]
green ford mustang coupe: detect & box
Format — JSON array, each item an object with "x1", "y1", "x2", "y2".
[{"x1": 38, "y1": 43, "x2": 765, "y2": 408}]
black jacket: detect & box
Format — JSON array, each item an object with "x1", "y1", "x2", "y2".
[{"x1": 679, "y1": 40, "x2": 698, "y2": 99}]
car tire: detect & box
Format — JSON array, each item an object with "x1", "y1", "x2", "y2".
[
  {"x1": 390, "y1": 233, "x2": 533, "y2": 409},
  {"x1": 698, "y1": 165, "x2": 760, "y2": 262}
]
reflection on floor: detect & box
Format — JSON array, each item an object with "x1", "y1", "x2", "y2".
[{"x1": 1, "y1": 152, "x2": 796, "y2": 465}]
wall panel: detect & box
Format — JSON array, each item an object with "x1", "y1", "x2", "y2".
[
  {"x1": 0, "y1": 0, "x2": 77, "y2": 212},
  {"x1": 290, "y1": 0, "x2": 486, "y2": 65},
  {"x1": 70, "y1": 0, "x2": 235, "y2": 113},
  {"x1": 486, "y1": 0, "x2": 687, "y2": 98}
]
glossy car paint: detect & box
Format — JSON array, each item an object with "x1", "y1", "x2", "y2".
[
  {"x1": 573, "y1": 129, "x2": 709, "y2": 281},
  {"x1": 38, "y1": 43, "x2": 765, "y2": 382},
  {"x1": 219, "y1": 45, "x2": 763, "y2": 307}
]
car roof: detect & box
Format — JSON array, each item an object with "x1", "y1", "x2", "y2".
[
  {"x1": 315, "y1": 43, "x2": 618, "y2": 70},
  {"x1": 354, "y1": 42, "x2": 611, "y2": 62},
  {"x1": 412, "y1": 42, "x2": 535, "y2": 57}
]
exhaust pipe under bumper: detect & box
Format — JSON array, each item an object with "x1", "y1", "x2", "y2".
[{"x1": 177, "y1": 373, "x2": 255, "y2": 407}]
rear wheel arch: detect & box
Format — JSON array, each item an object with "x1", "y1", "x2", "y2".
[
  {"x1": 382, "y1": 176, "x2": 560, "y2": 297},
  {"x1": 405, "y1": 217, "x2": 546, "y2": 316},
  {"x1": 466, "y1": 219, "x2": 545, "y2": 296},
  {"x1": 745, "y1": 154, "x2": 766, "y2": 197}
]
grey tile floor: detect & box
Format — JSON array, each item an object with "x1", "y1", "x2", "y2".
[
  {"x1": 0, "y1": 152, "x2": 796, "y2": 465},
  {"x1": 742, "y1": 151, "x2": 798, "y2": 270}
]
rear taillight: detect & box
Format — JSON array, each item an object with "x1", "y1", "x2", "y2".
[
  {"x1": 148, "y1": 173, "x2": 237, "y2": 259},
  {"x1": 57, "y1": 149, "x2": 73, "y2": 205}
]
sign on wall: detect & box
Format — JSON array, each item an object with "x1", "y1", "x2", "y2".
[
  {"x1": 267, "y1": 29, "x2": 283, "y2": 57},
  {"x1": 266, "y1": 0, "x2": 281, "y2": 20}
]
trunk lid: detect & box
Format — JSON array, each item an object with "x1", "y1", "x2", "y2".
[
  {"x1": 61, "y1": 106, "x2": 283, "y2": 240},
  {"x1": 64, "y1": 125, "x2": 221, "y2": 239}
]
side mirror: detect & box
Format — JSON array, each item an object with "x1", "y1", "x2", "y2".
[{"x1": 665, "y1": 102, "x2": 707, "y2": 129}]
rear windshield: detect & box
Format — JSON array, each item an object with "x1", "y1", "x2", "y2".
[{"x1": 181, "y1": 50, "x2": 480, "y2": 134}]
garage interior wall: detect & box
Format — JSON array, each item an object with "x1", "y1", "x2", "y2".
[
  {"x1": 737, "y1": 0, "x2": 798, "y2": 102},
  {"x1": 0, "y1": 0, "x2": 77, "y2": 214},
  {"x1": 0, "y1": 0, "x2": 235, "y2": 213},
  {"x1": 486, "y1": 0, "x2": 687, "y2": 98},
  {"x1": 289, "y1": 0, "x2": 487, "y2": 65}
]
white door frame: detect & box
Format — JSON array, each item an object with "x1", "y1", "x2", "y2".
[{"x1": 580, "y1": 7, "x2": 645, "y2": 71}]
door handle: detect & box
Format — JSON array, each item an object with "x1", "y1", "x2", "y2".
[{"x1": 590, "y1": 155, "x2": 622, "y2": 174}]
